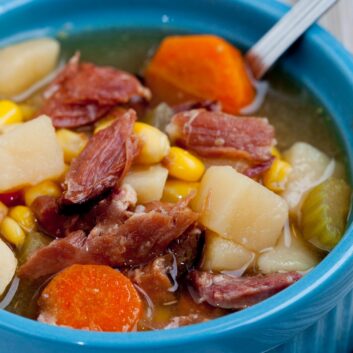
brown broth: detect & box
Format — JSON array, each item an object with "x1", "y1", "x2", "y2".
[{"x1": 3, "y1": 28, "x2": 347, "y2": 328}]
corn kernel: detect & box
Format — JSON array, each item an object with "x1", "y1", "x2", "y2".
[
  {"x1": 56, "y1": 129, "x2": 88, "y2": 163},
  {"x1": 9, "y1": 206, "x2": 36, "y2": 232},
  {"x1": 24, "y1": 180, "x2": 62, "y2": 206},
  {"x1": 271, "y1": 146, "x2": 282, "y2": 159},
  {"x1": 0, "y1": 201, "x2": 8, "y2": 223},
  {"x1": 134, "y1": 122, "x2": 170, "y2": 164},
  {"x1": 94, "y1": 116, "x2": 117, "y2": 134},
  {"x1": 164, "y1": 147, "x2": 205, "y2": 182},
  {"x1": 263, "y1": 158, "x2": 292, "y2": 192},
  {"x1": 0, "y1": 100, "x2": 23, "y2": 126},
  {"x1": 162, "y1": 180, "x2": 199, "y2": 204},
  {"x1": 19, "y1": 104, "x2": 37, "y2": 121},
  {"x1": 0, "y1": 217, "x2": 26, "y2": 247}
]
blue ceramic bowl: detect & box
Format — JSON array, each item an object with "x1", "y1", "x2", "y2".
[{"x1": 1, "y1": 0, "x2": 353, "y2": 352}]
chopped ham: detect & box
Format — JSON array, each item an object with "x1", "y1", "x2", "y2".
[
  {"x1": 40, "y1": 54, "x2": 151, "y2": 128},
  {"x1": 172, "y1": 100, "x2": 222, "y2": 114},
  {"x1": 18, "y1": 231, "x2": 95, "y2": 279},
  {"x1": 18, "y1": 198, "x2": 198, "y2": 280},
  {"x1": 87, "y1": 200, "x2": 199, "y2": 266},
  {"x1": 166, "y1": 109, "x2": 275, "y2": 164},
  {"x1": 127, "y1": 227, "x2": 202, "y2": 304},
  {"x1": 189, "y1": 271, "x2": 302, "y2": 309},
  {"x1": 32, "y1": 184, "x2": 137, "y2": 238},
  {"x1": 61, "y1": 109, "x2": 140, "y2": 206}
]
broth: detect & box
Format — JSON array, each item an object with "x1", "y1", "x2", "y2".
[{"x1": 3, "y1": 29, "x2": 347, "y2": 329}]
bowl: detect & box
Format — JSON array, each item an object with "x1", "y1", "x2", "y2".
[{"x1": 1, "y1": 0, "x2": 353, "y2": 352}]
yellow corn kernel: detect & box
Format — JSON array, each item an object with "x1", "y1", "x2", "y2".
[
  {"x1": 271, "y1": 146, "x2": 282, "y2": 159},
  {"x1": 24, "y1": 180, "x2": 62, "y2": 206},
  {"x1": 162, "y1": 180, "x2": 199, "y2": 204},
  {"x1": 263, "y1": 158, "x2": 292, "y2": 192},
  {"x1": 0, "y1": 201, "x2": 8, "y2": 223},
  {"x1": 19, "y1": 104, "x2": 37, "y2": 121},
  {"x1": 9, "y1": 206, "x2": 36, "y2": 232},
  {"x1": 134, "y1": 122, "x2": 170, "y2": 164},
  {"x1": 56, "y1": 129, "x2": 88, "y2": 163},
  {"x1": 164, "y1": 147, "x2": 205, "y2": 182},
  {"x1": 0, "y1": 217, "x2": 26, "y2": 247},
  {"x1": 94, "y1": 116, "x2": 117, "y2": 134},
  {"x1": 0, "y1": 100, "x2": 23, "y2": 126}
]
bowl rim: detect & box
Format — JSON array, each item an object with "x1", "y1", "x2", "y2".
[{"x1": 1, "y1": 0, "x2": 353, "y2": 349}]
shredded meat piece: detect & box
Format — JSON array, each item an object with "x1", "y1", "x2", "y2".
[
  {"x1": 32, "y1": 184, "x2": 137, "y2": 238},
  {"x1": 163, "y1": 314, "x2": 208, "y2": 329},
  {"x1": 172, "y1": 100, "x2": 222, "y2": 114},
  {"x1": 127, "y1": 227, "x2": 202, "y2": 304},
  {"x1": 19, "y1": 198, "x2": 198, "y2": 280},
  {"x1": 40, "y1": 53, "x2": 151, "y2": 128},
  {"x1": 129, "y1": 257, "x2": 176, "y2": 305},
  {"x1": 17, "y1": 231, "x2": 95, "y2": 279},
  {"x1": 189, "y1": 271, "x2": 302, "y2": 309},
  {"x1": 87, "y1": 199, "x2": 199, "y2": 266},
  {"x1": 167, "y1": 109, "x2": 275, "y2": 164},
  {"x1": 61, "y1": 109, "x2": 140, "y2": 206}
]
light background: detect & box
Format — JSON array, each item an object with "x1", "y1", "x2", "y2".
[{"x1": 285, "y1": 0, "x2": 353, "y2": 53}]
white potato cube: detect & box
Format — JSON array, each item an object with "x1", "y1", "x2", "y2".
[
  {"x1": 282, "y1": 142, "x2": 334, "y2": 212},
  {"x1": 194, "y1": 166, "x2": 288, "y2": 251},
  {"x1": 0, "y1": 238, "x2": 17, "y2": 295},
  {"x1": 0, "y1": 38, "x2": 60, "y2": 97},
  {"x1": 124, "y1": 164, "x2": 168, "y2": 203},
  {"x1": 202, "y1": 231, "x2": 254, "y2": 272},
  {"x1": 257, "y1": 233, "x2": 321, "y2": 274},
  {"x1": 0, "y1": 116, "x2": 65, "y2": 191}
]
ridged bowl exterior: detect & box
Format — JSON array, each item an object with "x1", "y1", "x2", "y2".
[{"x1": 0, "y1": 0, "x2": 353, "y2": 352}]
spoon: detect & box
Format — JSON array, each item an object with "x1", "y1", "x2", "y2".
[{"x1": 245, "y1": 0, "x2": 338, "y2": 80}]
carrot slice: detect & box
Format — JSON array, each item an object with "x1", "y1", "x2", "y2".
[
  {"x1": 145, "y1": 35, "x2": 255, "y2": 114},
  {"x1": 38, "y1": 264, "x2": 142, "y2": 332}
]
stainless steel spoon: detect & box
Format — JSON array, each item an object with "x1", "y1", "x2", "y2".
[{"x1": 246, "y1": 0, "x2": 338, "y2": 80}]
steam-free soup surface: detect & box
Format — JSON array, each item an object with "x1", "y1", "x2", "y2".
[{"x1": 2, "y1": 29, "x2": 348, "y2": 331}]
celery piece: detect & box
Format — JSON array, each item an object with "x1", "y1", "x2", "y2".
[
  {"x1": 301, "y1": 178, "x2": 351, "y2": 251},
  {"x1": 18, "y1": 231, "x2": 51, "y2": 265}
]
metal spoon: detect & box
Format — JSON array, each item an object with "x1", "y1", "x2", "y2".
[{"x1": 246, "y1": 0, "x2": 338, "y2": 80}]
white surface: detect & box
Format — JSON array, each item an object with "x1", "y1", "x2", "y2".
[{"x1": 285, "y1": 0, "x2": 353, "y2": 53}]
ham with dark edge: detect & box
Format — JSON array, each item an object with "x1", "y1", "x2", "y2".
[
  {"x1": 18, "y1": 197, "x2": 198, "y2": 280},
  {"x1": 189, "y1": 271, "x2": 302, "y2": 309},
  {"x1": 166, "y1": 109, "x2": 275, "y2": 164},
  {"x1": 61, "y1": 109, "x2": 140, "y2": 206},
  {"x1": 40, "y1": 54, "x2": 151, "y2": 128}
]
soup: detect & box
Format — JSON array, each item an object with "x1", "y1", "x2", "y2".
[{"x1": 0, "y1": 29, "x2": 350, "y2": 332}]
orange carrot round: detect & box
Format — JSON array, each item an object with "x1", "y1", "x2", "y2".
[
  {"x1": 38, "y1": 264, "x2": 142, "y2": 332},
  {"x1": 145, "y1": 35, "x2": 255, "y2": 114}
]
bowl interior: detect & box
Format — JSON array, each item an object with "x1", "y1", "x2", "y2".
[{"x1": 0, "y1": 0, "x2": 353, "y2": 352}]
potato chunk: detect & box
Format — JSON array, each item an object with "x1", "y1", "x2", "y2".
[
  {"x1": 124, "y1": 165, "x2": 168, "y2": 203},
  {"x1": 257, "y1": 232, "x2": 321, "y2": 274},
  {"x1": 0, "y1": 38, "x2": 60, "y2": 97},
  {"x1": 282, "y1": 142, "x2": 334, "y2": 212},
  {"x1": 194, "y1": 166, "x2": 288, "y2": 251},
  {"x1": 0, "y1": 238, "x2": 17, "y2": 295},
  {"x1": 202, "y1": 231, "x2": 254, "y2": 272},
  {"x1": 0, "y1": 116, "x2": 65, "y2": 191}
]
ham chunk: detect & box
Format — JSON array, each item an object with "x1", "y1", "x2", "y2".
[
  {"x1": 40, "y1": 54, "x2": 151, "y2": 128},
  {"x1": 18, "y1": 199, "x2": 198, "y2": 280},
  {"x1": 189, "y1": 271, "x2": 302, "y2": 309},
  {"x1": 61, "y1": 109, "x2": 140, "y2": 206},
  {"x1": 167, "y1": 109, "x2": 275, "y2": 164}
]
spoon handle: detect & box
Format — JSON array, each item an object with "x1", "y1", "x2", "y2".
[{"x1": 246, "y1": 0, "x2": 338, "y2": 80}]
